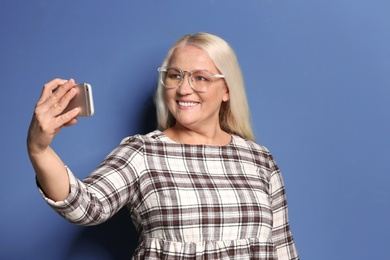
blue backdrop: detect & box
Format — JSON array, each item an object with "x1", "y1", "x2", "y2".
[{"x1": 1, "y1": 1, "x2": 389, "y2": 259}]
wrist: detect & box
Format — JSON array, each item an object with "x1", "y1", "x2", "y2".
[{"x1": 27, "y1": 142, "x2": 51, "y2": 159}]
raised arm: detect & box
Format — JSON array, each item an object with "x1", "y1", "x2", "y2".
[{"x1": 27, "y1": 78, "x2": 80, "y2": 201}]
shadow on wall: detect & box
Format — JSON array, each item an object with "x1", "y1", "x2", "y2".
[
  {"x1": 65, "y1": 93, "x2": 157, "y2": 259},
  {"x1": 136, "y1": 91, "x2": 158, "y2": 134},
  {"x1": 65, "y1": 208, "x2": 139, "y2": 259}
]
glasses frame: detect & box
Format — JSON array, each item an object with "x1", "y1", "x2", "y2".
[{"x1": 158, "y1": 67, "x2": 225, "y2": 93}]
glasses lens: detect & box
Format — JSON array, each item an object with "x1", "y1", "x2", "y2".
[
  {"x1": 191, "y1": 70, "x2": 213, "y2": 92},
  {"x1": 160, "y1": 68, "x2": 182, "y2": 88}
]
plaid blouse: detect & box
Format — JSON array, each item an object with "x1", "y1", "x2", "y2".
[{"x1": 42, "y1": 130, "x2": 299, "y2": 259}]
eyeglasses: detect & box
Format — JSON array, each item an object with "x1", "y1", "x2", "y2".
[{"x1": 158, "y1": 67, "x2": 225, "y2": 92}]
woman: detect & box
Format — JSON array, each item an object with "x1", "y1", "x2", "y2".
[{"x1": 27, "y1": 32, "x2": 299, "y2": 259}]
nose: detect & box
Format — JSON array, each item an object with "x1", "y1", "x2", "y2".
[{"x1": 177, "y1": 72, "x2": 194, "y2": 95}]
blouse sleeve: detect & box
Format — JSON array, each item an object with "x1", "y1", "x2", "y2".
[
  {"x1": 268, "y1": 154, "x2": 299, "y2": 259},
  {"x1": 38, "y1": 136, "x2": 146, "y2": 226}
]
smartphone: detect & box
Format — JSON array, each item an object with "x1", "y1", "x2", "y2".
[{"x1": 61, "y1": 83, "x2": 94, "y2": 117}]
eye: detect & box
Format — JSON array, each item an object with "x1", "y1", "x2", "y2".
[
  {"x1": 194, "y1": 75, "x2": 208, "y2": 81},
  {"x1": 167, "y1": 69, "x2": 182, "y2": 80},
  {"x1": 193, "y1": 71, "x2": 211, "y2": 82}
]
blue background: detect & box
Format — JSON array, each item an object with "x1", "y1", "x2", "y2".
[{"x1": 1, "y1": 1, "x2": 389, "y2": 259}]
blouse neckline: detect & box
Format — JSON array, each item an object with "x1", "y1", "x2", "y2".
[{"x1": 153, "y1": 130, "x2": 235, "y2": 148}]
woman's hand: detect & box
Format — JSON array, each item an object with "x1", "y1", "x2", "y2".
[{"x1": 27, "y1": 78, "x2": 80, "y2": 155}]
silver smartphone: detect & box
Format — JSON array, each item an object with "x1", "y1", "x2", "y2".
[{"x1": 62, "y1": 83, "x2": 94, "y2": 117}]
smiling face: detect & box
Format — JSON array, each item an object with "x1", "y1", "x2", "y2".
[{"x1": 164, "y1": 45, "x2": 230, "y2": 133}]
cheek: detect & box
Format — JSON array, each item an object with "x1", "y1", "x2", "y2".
[
  {"x1": 208, "y1": 86, "x2": 229, "y2": 103},
  {"x1": 164, "y1": 90, "x2": 177, "y2": 108},
  {"x1": 164, "y1": 89, "x2": 173, "y2": 101}
]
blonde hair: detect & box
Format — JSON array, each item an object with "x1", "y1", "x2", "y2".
[{"x1": 155, "y1": 32, "x2": 255, "y2": 141}]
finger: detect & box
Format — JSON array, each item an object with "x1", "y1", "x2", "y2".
[
  {"x1": 63, "y1": 117, "x2": 79, "y2": 127},
  {"x1": 39, "y1": 107, "x2": 80, "y2": 136},
  {"x1": 55, "y1": 107, "x2": 80, "y2": 126},
  {"x1": 37, "y1": 78, "x2": 69, "y2": 106},
  {"x1": 49, "y1": 86, "x2": 78, "y2": 117},
  {"x1": 47, "y1": 78, "x2": 76, "y2": 105}
]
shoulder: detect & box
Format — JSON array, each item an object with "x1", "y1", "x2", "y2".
[
  {"x1": 231, "y1": 134, "x2": 279, "y2": 170},
  {"x1": 231, "y1": 134, "x2": 271, "y2": 155},
  {"x1": 103, "y1": 130, "x2": 164, "y2": 164},
  {"x1": 120, "y1": 130, "x2": 163, "y2": 144},
  {"x1": 117, "y1": 130, "x2": 167, "y2": 151}
]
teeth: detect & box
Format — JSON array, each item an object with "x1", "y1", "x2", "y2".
[{"x1": 178, "y1": 102, "x2": 198, "y2": 107}]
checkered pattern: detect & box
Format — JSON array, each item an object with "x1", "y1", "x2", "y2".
[{"x1": 42, "y1": 130, "x2": 298, "y2": 259}]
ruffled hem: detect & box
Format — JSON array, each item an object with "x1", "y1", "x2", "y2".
[{"x1": 132, "y1": 237, "x2": 277, "y2": 260}]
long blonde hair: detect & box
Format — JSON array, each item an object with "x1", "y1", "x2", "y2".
[{"x1": 155, "y1": 32, "x2": 255, "y2": 141}]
